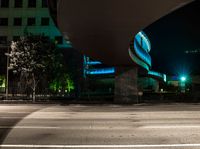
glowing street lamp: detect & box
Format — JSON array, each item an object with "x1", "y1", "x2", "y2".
[
  {"x1": 180, "y1": 76, "x2": 186, "y2": 82},
  {"x1": 180, "y1": 75, "x2": 187, "y2": 93}
]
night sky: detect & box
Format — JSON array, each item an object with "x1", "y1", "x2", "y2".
[{"x1": 144, "y1": 0, "x2": 200, "y2": 75}]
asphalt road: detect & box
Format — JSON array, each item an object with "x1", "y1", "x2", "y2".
[{"x1": 1, "y1": 103, "x2": 200, "y2": 149}]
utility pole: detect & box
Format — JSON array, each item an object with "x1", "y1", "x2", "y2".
[{"x1": 5, "y1": 44, "x2": 9, "y2": 100}]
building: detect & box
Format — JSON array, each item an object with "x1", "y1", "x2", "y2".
[
  {"x1": 0, "y1": 0, "x2": 72, "y2": 94},
  {"x1": 83, "y1": 55, "x2": 115, "y2": 96},
  {"x1": 49, "y1": 0, "x2": 200, "y2": 103},
  {"x1": 0, "y1": 0, "x2": 71, "y2": 46},
  {"x1": 82, "y1": 31, "x2": 164, "y2": 97}
]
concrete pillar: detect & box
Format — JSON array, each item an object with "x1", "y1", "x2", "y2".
[{"x1": 114, "y1": 67, "x2": 138, "y2": 103}]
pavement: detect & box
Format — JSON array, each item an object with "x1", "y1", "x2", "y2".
[{"x1": 1, "y1": 103, "x2": 200, "y2": 148}]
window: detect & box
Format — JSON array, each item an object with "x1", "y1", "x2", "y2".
[
  {"x1": 0, "y1": 0, "x2": 9, "y2": 8},
  {"x1": 55, "y1": 36, "x2": 63, "y2": 44},
  {"x1": 27, "y1": 17, "x2": 35, "y2": 26},
  {"x1": 42, "y1": 0, "x2": 47, "y2": 8},
  {"x1": 0, "y1": 36, "x2": 7, "y2": 44},
  {"x1": 14, "y1": 0, "x2": 22, "y2": 8},
  {"x1": 41, "y1": 17, "x2": 49, "y2": 26},
  {"x1": 13, "y1": 36, "x2": 20, "y2": 41},
  {"x1": 14, "y1": 18, "x2": 22, "y2": 26},
  {"x1": 0, "y1": 18, "x2": 8, "y2": 26},
  {"x1": 28, "y1": 0, "x2": 36, "y2": 8}
]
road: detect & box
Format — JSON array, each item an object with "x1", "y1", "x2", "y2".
[{"x1": 1, "y1": 103, "x2": 200, "y2": 148}]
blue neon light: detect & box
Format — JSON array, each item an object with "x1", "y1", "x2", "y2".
[
  {"x1": 134, "y1": 39, "x2": 151, "y2": 67},
  {"x1": 129, "y1": 31, "x2": 152, "y2": 70},
  {"x1": 135, "y1": 31, "x2": 151, "y2": 53},
  {"x1": 86, "y1": 68, "x2": 115, "y2": 75},
  {"x1": 148, "y1": 71, "x2": 167, "y2": 82},
  {"x1": 86, "y1": 61, "x2": 102, "y2": 65},
  {"x1": 83, "y1": 55, "x2": 115, "y2": 75},
  {"x1": 128, "y1": 48, "x2": 150, "y2": 71}
]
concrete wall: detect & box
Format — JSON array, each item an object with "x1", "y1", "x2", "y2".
[{"x1": 114, "y1": 67, "x2": 138, "y2": 103}]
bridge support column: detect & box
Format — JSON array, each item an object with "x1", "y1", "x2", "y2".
[{"x1": 114, "y1": 67, "x2": 138, "y2": 104}]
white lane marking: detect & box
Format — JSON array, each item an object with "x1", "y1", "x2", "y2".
[
  {"x1": 142, "y1": 125, "x2": 200, "y2": 129},
  {"x1": 0, "y1": 112, "x2": 30, "y2": 114},
  {"x1": 0, "y1": 117, "x2": 24, "y2": 119},
  {"x1": 0, "y1": 116, "x2": 72, "y2": 119},
  {"x1": 1, "y1": 144, "x2": 200, "y2": 148},
  {"x1": 0, "y1": 126, "x2": 125, "y2": 130},
  {"x1": 2, "y1": 125, "x2": 200, "y2": 130},
  {"x1": 0, "y1": 126, "x2": 60, "y2": 129}
]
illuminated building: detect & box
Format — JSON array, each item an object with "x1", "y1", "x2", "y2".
[
  {"x1": 83, "y1": 31, "x2": 166, "y2": 95},
  {"x1": 0, "y1": 0, "x2": 71, "y2": 47},
  {"x1": 48, "y1": 0, "x2": 193, "y2": 103},
  {"x1": 0, "y1": 0, "x2": 71, "y2": 93}
]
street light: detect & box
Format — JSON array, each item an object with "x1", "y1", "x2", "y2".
[
  {"x1": 4, "y1": 43, "x2": 10, "y2": 100},
  {"x1": 180, "y1": 75, "x2": 187, "y2": 93},
  {"x1": 180, "y1": 76, "x2": 186, "y2": 82}
]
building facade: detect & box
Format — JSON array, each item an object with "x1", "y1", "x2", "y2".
[
  {"x1": 0, "y1": 0, "x2": 72, "y2": 93},
  {"x1": 0, "y1": 0, "x2": 71, "y2": 47}
]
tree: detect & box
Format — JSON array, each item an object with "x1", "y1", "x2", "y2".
[
  {"x1": 0, "y1": 75, "x2": 5, "y2": 88},
  {"x1": 49, "y1": 73, "x2": 74, "y2": 94},
  {"x1": 6, "y1": 35, "x2": 57, "y2": 101}
]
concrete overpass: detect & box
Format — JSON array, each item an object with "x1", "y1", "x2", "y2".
[{"x1": 48, "y1": 0, "x2": 194, "y2": 103}]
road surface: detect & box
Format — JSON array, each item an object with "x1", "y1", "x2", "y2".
[{"x1": 1, "y1": 103, "x2": 200, "y2": 148}]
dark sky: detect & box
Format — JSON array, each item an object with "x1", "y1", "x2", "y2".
[{"x1": 144, "y1": 0, "x2": 200, "y2": 75}]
